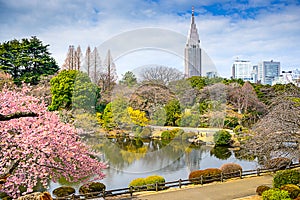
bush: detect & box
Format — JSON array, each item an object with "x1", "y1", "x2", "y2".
[
  {"x1": 144, "y1": 175, "x2": 165, "y2": 189},
  {"x1": 79, "y1": 182, "x2": 106, "y2": 197},
  {"x1": 273, "y1": 169, "x2": 300, "y2": 188},
  {"x1": 265, "y1": 157, "x2": 292, "y2": 170},
  {"x1": 220, "y1": 163, "x2": 242, "y2": 178},
  {"x1": 189, "y1": 168, "x2": 222, "y2": 184},
  {"x1": 280, "y1": 184, "x2": 300, "y2": 199},
  {"x1": 52, "y1": 186, "x2": 75, "y2": 197},
  {"x1": 256, "y1": 185, "x2": 271, "y2": 196},
  {"x1": 213, "y1": 130, "x2": 232, "y2": 146},
  {"x1": 129, "y1": 175, "x2": 165, "y2": 191},
  {"x1": 129, "y1": 178, "x2": 147, "y2": 190},
  {"x1": 262, "y1": 188, "x2": 291, "y2": 200}
]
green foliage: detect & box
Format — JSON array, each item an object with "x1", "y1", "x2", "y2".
[
  {"x1": 101, "y1": 102, "x2": 117, "y2": 130},
  {"x1": 188, "y1": 76, "x2": 225, "y2": 90},
  {"x1": 129, "y1": 175, "x2": 165, "y2": 190},
  {"x1": 150, "y1": 106, "x2": 166, "y2": 126},
  {"x1": 262, "y1": 188, "x2": 291, "y2": 200},
  {"x1": 52, "y1": 186, "x2": 75, "y2": 197},
  {"x1": 49, "y1": 70, "x2": 78, "y2": 110},
  {"x1": 224, "y1": 116, "x2": 239, "y2": 129},
  {"x1": 219, "y1": 163, "x2": 242, "y2": 177},
  {"x1": 189, "y1": 168, "x2": 222, "y2": 184},
  {"x1": 161, "y1": 128, "x2": 183, "y2": 140},
  {"x1": 119, "y1": 71, "x2": 137, "y2": 87},
  {"x1": 180, "y1": 112, "x2": 200, "y2": 127},
  {"x1": 256, "y1": 185, "x2": 271, "y2": 196},
  {"x1": 273, "y1": 169, "x2": 300, "y2": 188},
  {"x1": 164, "y1": 99, "x2": 181, "y2": 126},
  {"x1": 188, "y1": 76, "x2": 207, "y2": 90},
  {"x1": 0, "y1": 36, "x2": 59, "y2": 85},
  {"x1": 49, "y1": 70, "x2": 98, "y2": 111},
  {"x1": 213, "y1": 130, "x2": 232, "y2": 146},
  {"x1": 280, "y1": 184, "x2": 300, "y2": 199},
  {"x1": 129, "y1": 178, "x2": 146, "y2": 188},
  {"x1": 222, "y1": 78, "x2": 245, "y2": 85},
  {"x1": 72, "y1": 72, "x2": 99, "y2": 111},
  {"x1": 144, "y1": 175, "x2": 165, "y2": 189},
  {"x1": 161, "y1": 130, "x2": 174, "y2": 140},
  {"x1": 210, "y1": 146, "x2": 232, "y2": 160},
  {"x1": 233, "y1": 125, "x2": 249, "y2": 135}
]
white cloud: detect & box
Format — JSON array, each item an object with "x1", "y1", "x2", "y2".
[{"x1": 0, "y1": 0, "x2": 300, "y2": 78}]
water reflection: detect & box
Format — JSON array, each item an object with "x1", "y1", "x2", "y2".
[{"x1": 49, "y1": 135, "x2": 258, "y2": 192}]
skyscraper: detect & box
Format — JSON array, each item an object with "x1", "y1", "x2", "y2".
[
  {"x1": 257, "y1": 60, "x2": 280, "y2": 85},
  {"x1": 185, "y1": 6, "x2": 202, "y2": 78}
]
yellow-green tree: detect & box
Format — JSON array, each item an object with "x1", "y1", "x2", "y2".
[{"x1": 127, "y1": 107, "x2": 149, "y2": 126}]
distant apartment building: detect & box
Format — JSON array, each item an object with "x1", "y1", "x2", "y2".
[
  {"x1": 232, "y1": 59, "x2": 256, "y2": 83},
  {"x1": 257, "y1": 60, "x2": 280, "y2": 85},
  {"x1": 272, "y1": 69, "x2": 300, "y2": 86}
]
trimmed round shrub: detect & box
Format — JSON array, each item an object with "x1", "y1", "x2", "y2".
[
  {"x1": 265, "y1": 157, "x2": 292, "y2": 170},
  {"x1": 129, "y1": 178, "x2": 146, "y2": 189},
  {"x1": 220, "y1": 163, "x2": 242, "y2": 178},
  {"x1": 189, "y1": 168, "x2": 222, "y2": 184},
  {"x1": 213, "y1": 130, "x2": 232, "y2": 146},
  {"x1": 280, "y1": 184, "x2": 300, "y2": 199},
  {"x1": 273, "y1": 169, "x2": 300, "y2": 188},
  {"x1": 144, "y1": 175, "x2": 165, "y2": 190},
  {"x1": 53, "y1": 186, "x2": 75, "y2": 197},
  {"x1": 79, "y1": 182, "x2": 106, "y2": 197},
  {"x1": 256, "y1": 185, "x2": 271, "y2": 196},
  {"x1": 262, "y1": 188, "x2": 291, "y2": 200}
]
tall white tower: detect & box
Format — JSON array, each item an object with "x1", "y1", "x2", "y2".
[{"x1": 185, "y1": 6, "x2": 202, "y2": 77}]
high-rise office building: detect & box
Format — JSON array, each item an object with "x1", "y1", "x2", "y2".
[
  {"x1": 257, "y1": 60, "x2": 280, "y2": 85},
  {"x1": 232, "y1": 59, "x2": 256, "y2": 83},
  {"x1": 184, "y1": 7, "x2": 202, "y2": 77}
]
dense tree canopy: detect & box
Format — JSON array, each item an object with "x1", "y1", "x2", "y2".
[
  {"x1": 0, "y1": 37, "x2": 59, "y2": 85},
  {"x1": 49, "y1": 70, "x2": 98, "y2": 111},
  {"x1": 0, "y1": 86, "x2": 106, "y2": 198}
]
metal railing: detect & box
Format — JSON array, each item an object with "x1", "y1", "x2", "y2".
[{"x1": 53, "y1": 162, "x2": 300, "y2": 199}]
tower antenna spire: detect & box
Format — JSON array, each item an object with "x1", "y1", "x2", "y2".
[{"x1": 192, "y1": 6, "x2": 195, "y2": 24}]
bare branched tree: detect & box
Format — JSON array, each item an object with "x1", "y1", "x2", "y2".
[
  {"x1": 90, "y1": 47, "x2": 101, "y2": 83},
  {"x1": 62, "y1": 45, "x2": 82, "y2": 70},
  {"x1": 140, "y1": 65, "x2": 184, "y2": 85},
  {"x1": 244, "y1": 86, "x2": 300, "y2": 164},
  {"x1": 85, "y1": 46, "x2": 92, "y2": 77},
  {"x1": 98, "y1": 50, "x2": 117, "y2": 102}
]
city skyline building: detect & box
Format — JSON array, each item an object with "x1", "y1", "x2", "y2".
[
  {"x1": 232, "y1": 59, "x2": 257, "y2": 83},
  {"x1": 184, "y1": 6, "x2": 202, "y2": 78},
  {"x1": 257, "y1": 60, "x2": 280, "y2": 85}
]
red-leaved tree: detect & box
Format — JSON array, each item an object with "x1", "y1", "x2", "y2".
[{"x1": 0, "y1": 86, "x2": 106, "y2": 198}]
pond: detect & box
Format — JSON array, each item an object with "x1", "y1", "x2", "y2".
[{"x1": 49, "y1": 136, "x2": 258, "y2": 193}]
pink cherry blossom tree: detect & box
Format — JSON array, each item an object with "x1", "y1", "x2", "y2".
[{"x1": 0, "y1": 85, "x2": 106, "y2": 198}]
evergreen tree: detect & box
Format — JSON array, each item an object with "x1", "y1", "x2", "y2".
[{"x1": 0, "y1": 36, "x2": 59, "y2": 85}]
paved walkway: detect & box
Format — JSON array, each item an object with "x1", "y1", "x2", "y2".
[{"x1": 107, "y1": 175, "x2": 273, "y2": 200}]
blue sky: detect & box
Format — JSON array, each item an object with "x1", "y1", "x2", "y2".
[{"x1": 0, "y1": 0, "x2": 300, "y2": 77}]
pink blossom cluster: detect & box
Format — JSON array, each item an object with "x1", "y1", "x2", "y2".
[{"x1": 0, "y1": 86, "x2": 106, "y2": 198}]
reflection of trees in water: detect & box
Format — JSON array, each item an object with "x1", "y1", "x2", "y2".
[
  {"x1": 82, "y1": 135, "x2": 257, "y2": 172},
  {"x1": 185, "y1": 145, "x2": 211, "y2": 172},
  {"x1": 210, "y1": 147, "x2": 232, "y2": 160}
]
